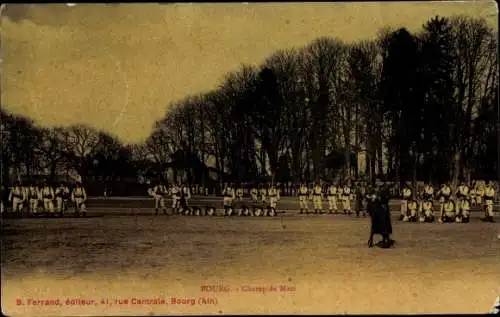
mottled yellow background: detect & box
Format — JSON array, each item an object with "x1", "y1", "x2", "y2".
[{"x1": 2, "y1": 2, "x2": 498, "y2": 144}]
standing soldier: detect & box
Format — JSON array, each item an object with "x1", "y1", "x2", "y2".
[
  {"x1": 55, "y1": 181, "x2": 70, "y2": 216},
  {"x1": 181, "y1": 183, "x2": 191, "y2": 207},
  {"x1": 354, "y1": 183, "x2": 367, "y2": 217},
  {"x1": 399, "y1": 184, "x2": 412, "y2": 221},
  {"x1": 71, "y1": 181, "x2": 87, "y2": 216},
  {"x1": 250, "y1": 185, "x2": 259, "y2": 203},
  {"x1": 312, "y1": 182, "x2": 323, "y2": 214},
  {"x1": 222, "y1": 183, "x2": 235, "y2": 216},
  {"x1": 41, "y1": 181, "x2": 55, "y2": 216},
  {"x1": 236, "y1": 185, "x2": 244, "y2": 202},
  {"x1": 298, "y1": 182, "x2": 309, "y2": 214},
  {"x1": 437, "y1": 183, "x2": 451, "y2": 215},
  {"x1": 440, "y1": 198, "x2": 455, "y2": 223},
  {"x1": 9, "y1": 181, "x2": 26, "y2": 215},
  {"x1": 152, "y1": 181, "x2": 168, "y2": 215},
  {"x1": 476, "y1": 182, "x2": 485, "y2": 207},
  {"x1": 260, "y1": 184, "x2": 267, "y2": 204},
  {"x1": 342, "y1": 182, "x2": 352, "y2": 215},
  {"x1": 170, "y1": 183, "x2": 181, "y2": 215},
  {"x1": 27, "y1": 181, "x2": 41, "y2": 216},
  {"x1": 469, "y1": 182, "x2": 477, "y2": 206},
  {"x1": 268, "y1": 184, "x2": 279, "y2": 211},
  {"x1": 482, "y1": 181, "x2": 496, "y2": 222},
  {"x1": 337, "y1": 182, "x2": 344, "y2": 213},
  {"x1": 327, "y1": 183, "x2": 338, "y2": 214}
]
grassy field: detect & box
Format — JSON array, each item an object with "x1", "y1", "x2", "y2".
[{"x1": 1, "y1": 198, "x2": 499, "y2": 315}]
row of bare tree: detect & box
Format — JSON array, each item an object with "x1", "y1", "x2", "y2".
[
  {"x1": 1, "y1": 15, "x2": 498, "y2": 189},
  {"x1": 136, "y1": 15, "x2": 499, "y2": 186},
  {"x1": 1, "y1": 113, "x2": 136, "y2": 185}
]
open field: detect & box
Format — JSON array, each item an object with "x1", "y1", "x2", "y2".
[{"x1": 1, "y1": 197, "x2": 499, "y2": 315}]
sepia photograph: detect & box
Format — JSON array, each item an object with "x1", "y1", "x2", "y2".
[{"x1": 1, "y1": 2, "x2": 499, "y2": 315}]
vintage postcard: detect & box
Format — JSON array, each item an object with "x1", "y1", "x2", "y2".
[{"x1": 1, "y1": 2, "x2": 499, "y2": 315}]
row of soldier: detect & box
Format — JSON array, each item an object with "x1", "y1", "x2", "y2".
[
  {"x1": 400, "y1": 181, "x2": 496, "y2": 223},
  {"x1": 147, "y1": 182, "x2": 282, "y2": 216},
  {"x1": 4, "y1": 181, "x2": 88, "y2": 216}
]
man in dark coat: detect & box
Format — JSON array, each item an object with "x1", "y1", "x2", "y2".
[{"x1": 368, "y1": 185, "x2": 395, "y2": 248}]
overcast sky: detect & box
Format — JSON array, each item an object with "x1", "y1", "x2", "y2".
[{"x1": 2, "y1": 2, "x2": 497, "y2": 144}]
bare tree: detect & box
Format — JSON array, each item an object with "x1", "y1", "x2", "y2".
[
  {"x1": 65, "y1": 124, "x2": 101, "y2": 180},
  {"x1": 449, "y1": 16, "x2": 497, "y2": 185},
  {"x1": 35, "y1": 127, "x2": 71, "y2": 181}
]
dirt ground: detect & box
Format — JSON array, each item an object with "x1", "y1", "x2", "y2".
[{"x1": 1, "y1": 198, "x2": 499, "y2": 315}]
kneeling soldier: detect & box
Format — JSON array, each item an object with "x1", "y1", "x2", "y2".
[
  {"x1": 403, "y1": 199, "x2": 418, "y2": 222},
  {"x1": 440, "y1": 199, "x2": 455, "y2": 223},
  {"x1": 420, "y1": 199, "x2": 435, "y2": 223},
  {"x1": 455, "y1": 197, "x2": 470, "y2": 223},
  {"x1": 205, "y1": 206, "x2": 216, "y2": 216}
]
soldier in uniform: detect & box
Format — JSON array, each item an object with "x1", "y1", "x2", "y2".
[
  {"x1": 27, "y1": 181, "x2": 41, "y2": 216},
  {"x1": 180, "y1": 183, "x2": 192, "y2": 215},
  {"x1": 71, "y1": 181, "x2": 87, "y2": 216},
  {"x1": 404, "y1": 198, "x2": 418, "y2": 222},
  {"x1": 170, "y1": 183, "x2": 181, "y2": 215},
  {"x1": 400, "y1": 184, "x2": 412, "y2": 221},
  {"x1": 420, "y1": 198, "x2": 435, "y2": 223},
  {"x1": 151, "y1": 181, "x2": 168, "y2": 215},
  {"x1": 337, "y1": 183, "x2": 344, "y2": 213},
  {"x1": 455, "y1": 195, "x2": 471, "y2": 223},
  {"x1": 440, "y1": 198, "x2": 455, "y2": 223},
  {"x1": 475, "y1": 182, "x2": 485, "y2": 206},
  {"x1": 260, "y1": 184, "x2": 267, "y2": 204},
  {"x1": 41, "y1": 181, "x2": 55, "y2": 216},
  {"x1": 55, "y1": 181, "x2": 70, "y2": 216},
  {"x1": 236, "y1": 186, "x2": 244, "y2": 201},
  {"x1": 298, "y1": 182, "x2": 309, "y2": 214},
  {"x1": 437, "y1": 183, "x2": 451, "y2": 215},
  {"x1": 327, "y1": 183, "x2": 338, "y2": 214},
  {"x1": 312, "y1": 182, "x2": 323, "y2": 214},
  {"x1": 422, "y1": 183, "x2": 434, "y2": 210},
  {"x1": 456, "y1": 181, "x2": 469, "y2": 213},
  {"x1": 354, "y1": 183, "x2": 367, "y2": 217},
  {"x1": 9, "y1": 181, "x2": 26, "y2": 215},
  {"x1": 267, "y1": 184, "x2": 279, "y2": 212},
  {"x1": 222, "y1": 183, "x2": 235, "y2": 216},
  {"x1": 482, "y1": 181, "x2": 496, "y2": 222},
  {"x1": 250, "y1": 185, "x2": 259, "y2": 203},
  {"x1": 469, "y1": 183, "x2": 477, "y2": 206},
  {"x1": 342, "y1": 183, "x2": 352, "y2": 215}
]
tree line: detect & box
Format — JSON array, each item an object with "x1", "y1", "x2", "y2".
[{"x1": 1, "y1": 15, "x2": 498, "y2": 189}]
